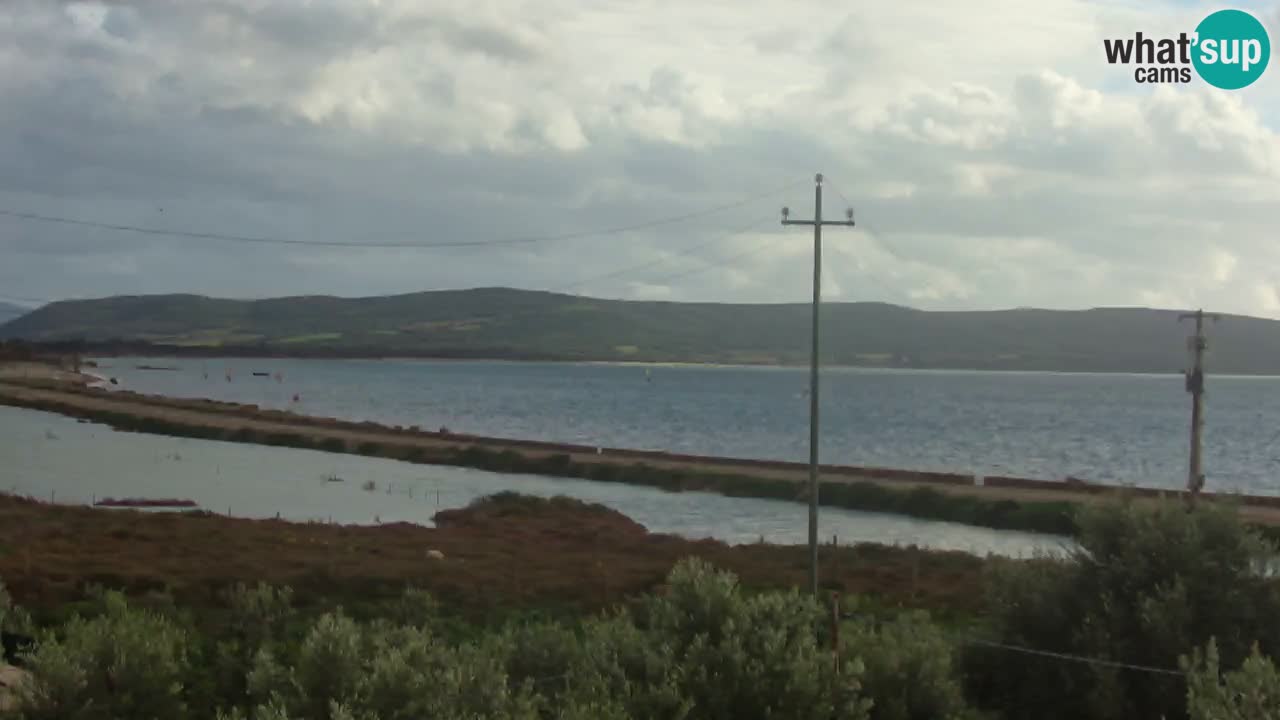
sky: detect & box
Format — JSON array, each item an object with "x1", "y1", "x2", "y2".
[{"x1": 2, "y1": 0, "x2": 1280, "y2": 315}]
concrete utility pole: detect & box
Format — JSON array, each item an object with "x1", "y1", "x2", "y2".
[
  {"x1": 781, "y1": 173, "x2": 855, "y2": 596},
  {"x1": 1179, "y1": 309, "x2": 1219, "y2": 500}
]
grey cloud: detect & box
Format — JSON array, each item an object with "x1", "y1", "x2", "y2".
[{"x1": 2, "y1": 0, "x2": 1280, "y2": 318}]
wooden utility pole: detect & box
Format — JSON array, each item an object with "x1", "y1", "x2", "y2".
[
  {"x1": 1179, "y1": 309, "x2": 1219, "y2": 499},
  {"x1": 781, "y1": 173, "x2": 855, "y2": 596}
]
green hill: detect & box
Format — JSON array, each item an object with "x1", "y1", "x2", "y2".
[{"x1": 1, "y1": 287, "x2": 1275, "y2": 373}]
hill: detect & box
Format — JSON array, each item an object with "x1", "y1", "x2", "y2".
[
  {"x1": 0, "y1": 301, "x2": 29, "y2": 326},
  {"x1": 1, "y1": 287, "x2": 1276, "y2": 373}
]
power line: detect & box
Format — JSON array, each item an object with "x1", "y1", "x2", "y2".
[
  {"x1": 0, "y1": 222, "x2": 777, "y2": 307},
  {"x1": 639, "y1": 229, "x2": 779, "y2": 286},
  {"x1": 961, "y1": 638, "x2": 1186, "y2": 678},
  {"x1": 0, "y1": 293, "x2": 54, "y2": 305},
  {"x1": 0, "y1": 180, "x2": 804, "y2": 250},
  {"x1": 553, "y1": 216, "x2": 772, "y2": 293},
  {"x1": 825, "y1": 179, "x2": 857, "y2": 217}
]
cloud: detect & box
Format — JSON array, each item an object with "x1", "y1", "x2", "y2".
[{"x1": 1, "y1": 0, "x2": 1280, "y2": 320}]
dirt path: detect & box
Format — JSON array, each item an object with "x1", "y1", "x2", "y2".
[{"x1": 4, "y1": 379, "x2": 1280, "y2": 526}]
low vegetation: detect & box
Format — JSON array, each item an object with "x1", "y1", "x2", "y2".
[
  {"x1": 2, "y1": 493, "x2": 1279, "y2": 719},
  {"x1": 0, "y1": 492, "x2": 989, "y2": 625}
]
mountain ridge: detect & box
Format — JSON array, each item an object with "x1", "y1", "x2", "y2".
[{"x1": 2, "y1": 287, "x2": 1275, "y2": 374}]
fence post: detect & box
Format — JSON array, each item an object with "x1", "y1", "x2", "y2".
[
  {"x1": 830, "y1": 591, "x2": 841, "y2": 674},
  {"x1": 911, "y1": 552, "x2": 920, "y2": 602}
]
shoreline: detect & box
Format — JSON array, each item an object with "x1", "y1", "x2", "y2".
[
  {"x1": 26, "y1": 342, "x2": 1267, "y2": 375},
  {"x1": 84, "y1": 350, "x2": 1280, "y2": 379},
  {"x1": 4, "y1": 376, "x2": 1280, "y2": 537}
]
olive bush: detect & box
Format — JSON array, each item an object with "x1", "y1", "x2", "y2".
[
  {"x1": 14, "y1": 591, "x2": 191, "y2": 720},
  {"x1": 843, "y1": 611, "x2": 969, "y2": 720},
  {"x1": 970, "y1": 498, "x2": 1280, "y2": 720},
  {"x1": 0, "y1": 558, "x2": 982, "y2": 720},
  {"x1": 638, "y1": 557, "x2": 873, "y2": 720},
  {"x1": 1184, "y1": 639, "x2": 1280, "y2": 720}
]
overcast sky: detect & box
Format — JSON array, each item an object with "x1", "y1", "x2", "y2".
[{"x1": 2, "y1": 0, "x2": 1280, "y2": 315}]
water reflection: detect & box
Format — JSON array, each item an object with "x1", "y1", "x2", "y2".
[{"x1": 3, "y1": 406, "x2": 1072, "y2": 558}]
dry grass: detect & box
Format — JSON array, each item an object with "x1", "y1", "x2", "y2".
[{"x1": 0, "y1": 492, "x2": 988, "y2": 623}]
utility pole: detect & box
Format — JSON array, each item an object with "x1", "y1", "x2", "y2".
[
  {"x1": 1179, "y1": 309, "x2": 1219, "y2": 500},
  {"x1": 781, "y1": 173, "x2": 855, "y2": 596}
]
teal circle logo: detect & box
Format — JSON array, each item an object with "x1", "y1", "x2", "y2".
[{"x1": 1192, "y1": 9, "x2": 1270, "y2": 89}]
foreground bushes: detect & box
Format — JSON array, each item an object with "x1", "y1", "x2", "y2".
[
  {"x1": 968, "y1": 499, "x2": 1280, "y2": 720},
  {"x1": 3, "y1": 558, "x2": 976, "y2": 720},
  {"x1": 4, "y1": 496, "x2": 1280, "y2": 720},
  {"x1": 1185, "y1": 640, "x2": 1280, "y2": 720}
]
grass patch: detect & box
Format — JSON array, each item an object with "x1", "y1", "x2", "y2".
[{"x1": 278, "y1": 333, "x2": 343, "y2": 344}]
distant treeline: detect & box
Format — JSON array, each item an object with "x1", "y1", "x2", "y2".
[{"x1": 1, "y1": 338, "x2": 582, "y2": 363}]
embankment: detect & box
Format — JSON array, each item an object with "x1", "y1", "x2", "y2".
[{"x1": 3, "y1": 378, "x2": 1278, "y2": 538}]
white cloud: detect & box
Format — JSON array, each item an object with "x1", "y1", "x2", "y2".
[{"x1": 2, "y1": 0, "x2": 1280, "y2": 319}]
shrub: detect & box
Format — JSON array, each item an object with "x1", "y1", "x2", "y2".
[
  {"x1": 207, "y1": 583, "x2": 298, "y2": 708},
  {"x1": 15, "y1": 591, "x2": 192, "y2": 720},
  {"x1": 843, "y1": 611, "x2": 970, "y2": 720},
  {"x1": 638, "y1": 557, "x2": 873, "y2": 720},
  {"x1": 291, "y1": 611, "x2": 365, "y2": 719},
  {"x1": 970, "y1": 498, "x2": 1280, "y2": 720},
  {"x1": 1183, "y1": 638, "x2": 1280, "y2": 719},
  {"x1": 535, "y1": 453, "x2": 573, "y2": 475},
  {"x1": 382, "y1": 588, "x2": 438, "y2": 631},
  {"x1": 0, "y1": 554, "x2": 982, "y2": 720},
  {"x1": 318, "y1": 437, "x2": 346, "y2": 453}
]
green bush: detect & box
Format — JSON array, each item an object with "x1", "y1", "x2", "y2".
[
  {"x1": 206, "y1": 583, "x2": 298, "y2": 708},
  {"x1": 843, "y1": 611, "x2": 969, "y2": 720},
  {"x1": 637, "y1": 557, "x2": 873, "y2": 720},
  {"x1": 1183, "y1": 638, "x2": 1280, "y2": 719},
  {"x1": 969, "y1": 498, "x2": 1280, "y2": 720},
  {"x1": 15, "y1": 590, "x2": 192, "y2": 720}
]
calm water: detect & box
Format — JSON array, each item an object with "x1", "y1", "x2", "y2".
[
  {"x1": 91, "y1": 357, "x2": 1280, "y2": 495},
  {"x1": 1, "y1": 406, "x2": 1067, "y2": 557}
]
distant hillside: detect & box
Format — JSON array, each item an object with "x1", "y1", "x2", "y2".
[
  {"x1": 0, "y1": 301, "x2": 29, "y2": 326},
  {"x1": 1, "y1": 287, "x2": 1277, "y2": 373}
]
